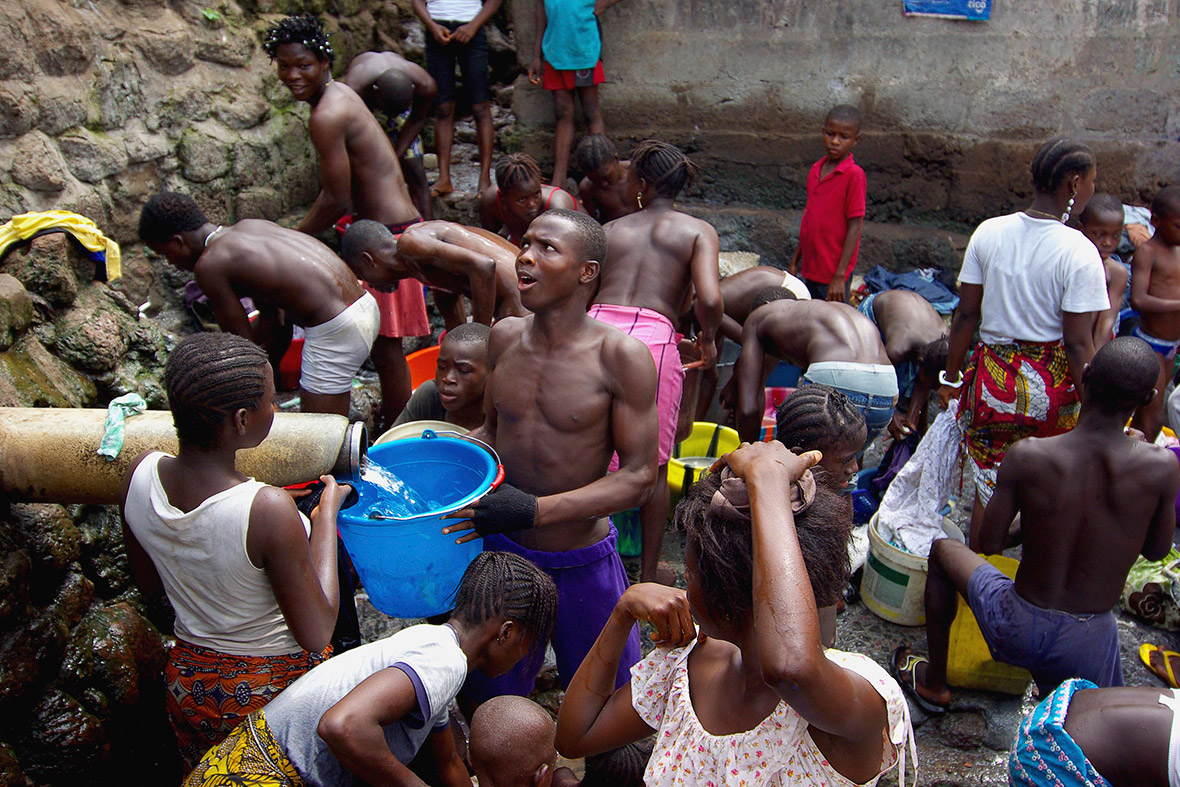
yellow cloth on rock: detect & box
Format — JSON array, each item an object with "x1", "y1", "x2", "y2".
[{"x1": 0, "y1": 210, "x2": 121, "y2": 281}]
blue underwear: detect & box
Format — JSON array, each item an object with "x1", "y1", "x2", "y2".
[{"x1": 1132, "y1": 324, "x2": 1180, "y2": 361}]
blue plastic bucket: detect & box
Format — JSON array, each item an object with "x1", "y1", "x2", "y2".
[{"x1": 339, "y1": 430, "x2": 503, "y2": 618}]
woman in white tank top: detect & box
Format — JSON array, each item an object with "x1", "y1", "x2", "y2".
[{"x1": 120, "y1": 332, "x2": 349, "y2": 773}]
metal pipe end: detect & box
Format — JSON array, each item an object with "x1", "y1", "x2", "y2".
[{"x1": 334, "y1": 421, "x2": 368, "y2": 479}]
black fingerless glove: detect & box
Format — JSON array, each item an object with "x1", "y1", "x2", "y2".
[{"x1": 469, "y1": 483, "x2": 538, "y2": 535}]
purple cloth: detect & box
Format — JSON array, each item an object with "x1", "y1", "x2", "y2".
[
  {"x1": 967, "y1": 563, "x2": 1124, "y2": 693},
  {"x1": 1169, "y1": 446, "x2": 1180, "y2": 527},
  {"x1": 461, "y1": 523, "x2": 641, "y2": 703}
]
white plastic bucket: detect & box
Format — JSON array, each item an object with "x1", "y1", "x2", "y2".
[{"x1": 860, "y1": 514, "x2": 964, "y2": 626}]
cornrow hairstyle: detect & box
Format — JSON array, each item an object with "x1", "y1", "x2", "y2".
[
  {"x1": 1078, "y1": 192, "x2": 1124, "y2": 225},
  {"x1": 631, "y1": 139, "x2": 699, "y2": 199},
  {"x1": 263, "y1": 13, "x2": 335, "y2": 65},
  {"x1": 1029, "y1": 138, "x2": 1096, "y2": 195},
  {"x1": 1152, "y1": 185, "x2": 1180, "y2": 219},
  {"x1": 451, "y1": 551, "x2": 558, "y2": 648},
  {"x1": 165, "y1": 333, "x2": 270, "y2": 449},
  {"x1": 749, "y1": 285, "x2": 795, "y2": 313},
  {"x1": 825, "y1": 104, "x2": 862, "y2": 132},
  {"x1": 675, "y1": 467, "x2": 851, "y2": 615},
  {"x1": 775, "y1": 383, "x2": 866, "y2": 454},
  {"x1": 582, "y1": 739, "x2": 653, "y2": 787},
  {"x1": 545, "y1": 208, "x2": 607, "y2": 263},
  {"x1": 575, "y1": 134, "x2": 618, "y2": 175},
  {"x1": 495, "y1": 153, "x2": 543, "y2": 192},
  {"x1": 139, "y1": 192, "x2": 208, "y2": 244}
]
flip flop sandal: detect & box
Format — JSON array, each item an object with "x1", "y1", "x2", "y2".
[
  {"x1": 890, "y1": 644, "x2": 949, "y2": 715},
  {"x1": 1140, "y1": 643, "x2": 1180, "y2": 689},
  {"x1": 429, "y1": 183, "x2": 454, "y2": 198}
]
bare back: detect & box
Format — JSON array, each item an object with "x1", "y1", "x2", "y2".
[
  {"x1": 754, "y1": 300, "x2": 891, "y2": 367},
  {"x1": 310, "y1": 82, "x2": 418, "y2": 226},
  {"x1": 340, "y1": 51, "x2": 430, "y2": 102},
  {"x1": 869, "y1": 290, "x2": 947, "y2": 366},
  {"x1": 720, "y1": 266, "x2": 800, "y2": 324},
  {"x1": 485, "y1": 315, "x2": 654, "y2": 551},
  {"x1": 598, "y1": 207, "x2": 720, "y2": 324},
  {"x1": 578, "y1": 161, "x2": 634, "y2": 223},
  {"x1": 396, "y1": 221, "x2": 525, "y2": 320},
  {"x1": 1005, "y1": 432, "x2": 1177, "y2": 612},
  {"x1": 199, "y1": 220, "x2": 362, "y2": 328}
]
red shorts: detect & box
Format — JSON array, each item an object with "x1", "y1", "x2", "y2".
[{"x1": 542, "y1": 60, "x2": 605, "y2": 91}]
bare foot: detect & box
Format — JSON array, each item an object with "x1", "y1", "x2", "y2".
[
  {"x1": 640, "y1": 561, "x2": 677, "y2": 586},
  {"x1": 430, "y1": 180, "x2": 454, "y2": 198}
]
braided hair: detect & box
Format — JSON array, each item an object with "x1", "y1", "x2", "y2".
[
  {"x1": 575, "y1": 134, "x2": 618, "y2": 176},
  {"x1": 675, "y1": 468, "x2": 851, "y2": 615},
  {"x1": 451, "y1": 551, "x2": 558, "y2": 648},
  {"x1": 775, "y1": 383, "x2": 865, "y2": 454},
  {"x1": 631, "y1": 140, "x2": 698, "y2": 199},
  {"x1": 139, "y1": 192, "x2": 208, "y2": 244},
  {"x1": 263, "y1": 13, "x2": 335, "y2": 64},
  {"x1": 164, "y1": 333, "x2": 270, "y2": 449},
  {"x1": 494, "y1": 153, "x2": 543, "y2": 192},
  {"x1": 1030, "y1": 138, "x2": 1095, "y2": 195}
]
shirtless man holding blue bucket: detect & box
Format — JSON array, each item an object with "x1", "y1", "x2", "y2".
[{"x1": 442, "y1": 208, "x2": 659, "y2": 706}]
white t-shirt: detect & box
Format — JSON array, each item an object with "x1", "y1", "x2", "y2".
[
  {"x1": 426, "y1": 0, "x2": 482, "y2": 21},
  {"x1": 958, "y1": 212, "x2": 1108, "y2": 345},
  {"x1": 266, "y1": 624, "x2": 468, "y2": 786}
]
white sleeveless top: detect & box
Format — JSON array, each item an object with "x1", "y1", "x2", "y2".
[{"x1": 123, "y1": 452, "x2": 310, "y2": 656}]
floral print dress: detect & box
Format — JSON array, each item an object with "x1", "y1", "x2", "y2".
[{"x1": 630, "y1": 642, "x2": 915, "y2": 787}]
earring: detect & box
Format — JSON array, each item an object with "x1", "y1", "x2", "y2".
[
  {"x1": 1062, "y1": 193, "x2": 1076, "y2": 223},
  {"x1": 637, "y1": 192, "x2": 643, "y2": 209}
]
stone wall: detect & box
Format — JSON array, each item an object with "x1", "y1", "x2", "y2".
[{"x1": 509, "y1": 0, "x2": 1180, "y2": 226}]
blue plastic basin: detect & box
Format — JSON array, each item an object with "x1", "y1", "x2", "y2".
[{"x1": 339, "y1": 431, "x2": 501, "y2": 618}]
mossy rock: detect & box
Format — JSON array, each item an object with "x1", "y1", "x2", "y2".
[
  {"x1": 0, "y1": 334, "x2": 98, "y2": 408},
  {"x1": 17, "y1": 688, "x2": 109, "y2": 781},
  {"x1": 53, "y1": 290, "x2": 136, "y2": 374}
]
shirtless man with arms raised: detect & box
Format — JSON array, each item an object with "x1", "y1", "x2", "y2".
[
  {"x1": 732, "y1": 294, "x2": 896, "y2": 445},
  {"x1": 442, "y1": 209, "x2": 659, "y2": 706},
  {"x1": 340, "y1": 219, "x2": 527, "y2": 329},
  {"x1": 591, "y1": 140, "x2": 722, "y2": 584},
  {"x1": 341, "y1": 50, "x2": 437, "y2": 219},
  {"x1": 265, "y1": 13, "x2": 427, "y2": 429},
  {"x1": 139, "y1": 192, "x2": 378, "y2": 417}
]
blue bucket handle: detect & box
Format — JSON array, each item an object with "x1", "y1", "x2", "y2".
[{"x1": 424, "y1": 429, "x2": 506, "y2": 491}]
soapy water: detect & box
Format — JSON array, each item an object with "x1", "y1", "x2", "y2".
[
  {"x1": 677, "y1": 456, "x2": 717, "y2": 470},
  {"x1": 357, "y1": 457, "x2": 444, "y2": 519}
]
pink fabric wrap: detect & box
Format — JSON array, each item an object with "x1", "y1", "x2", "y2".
[{"x1": 589, "y1": 303, "x2": 684, "y2": 466}]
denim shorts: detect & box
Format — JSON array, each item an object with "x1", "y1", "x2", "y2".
[
  {"x1": 424, "y1": 21, "x2": 490, "y2": 106},
  {"x1": 801, "y1": 361, "x2": 899, "y2": 442}
]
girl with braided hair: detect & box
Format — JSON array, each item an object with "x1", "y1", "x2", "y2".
[
  {"x1": 556, "y1": 441, "x2": 913, "y2": 787},
  {"x1": 938, "y1": 137, "x2": 1106, "y2": 538},
  {"x1": 479, "y1": 152, "x2": 582, "y2": 246},
  {"x1": 185, "y1": 551, "x2": 558, "y2": 787},
  {"x1": 121, "y1": 333, "x2": 349, "y2": 773}
]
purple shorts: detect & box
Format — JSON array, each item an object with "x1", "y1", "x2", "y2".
[
  {"x1": 968, "y1": 563, "x2": 1124, "y2": 693},
  {"x1": 462, "y1": 523, "x2": 641, "y2": 703}
]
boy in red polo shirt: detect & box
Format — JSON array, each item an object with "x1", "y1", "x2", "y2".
[{"x1": 788, "y1": 105, "x2": 867, "y2": 302}]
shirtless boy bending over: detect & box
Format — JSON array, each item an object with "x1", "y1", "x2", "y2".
[
  {"x1": 895, "y1": 337, "x2": 1178, "y2": 713},
  {"x1": 592, "y1": 140, "x2": 723, "y2": 585},
  {"x1": 733, "y1": 294, "x2": 896, "y2": 446},
  {"x1": 1130, "y1": 186, "x2": 1180, "y2": 439},
  {"x1": 340, "y1": 219, "x2": 527, "y2": 329},
  {"x1": 139, "y1": 192, "x2": 378, "y2": 417},
  {"x1": 265, "y1": 13, "x2": 427, "y2": 428},
  {"x1": 443, "y1": 209, "x2": 659, "y2": 704}
]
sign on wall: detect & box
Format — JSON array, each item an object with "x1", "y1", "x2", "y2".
[{"x1": 902, "y1": 0, "x2": 992, "y2": 20}]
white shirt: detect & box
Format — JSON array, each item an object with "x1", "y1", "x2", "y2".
[
  {"x1": 959, "y1": 212, "x2": 1108, "y2": 345},
  {"x1": 426, "y1": 0, "x2": 482, "y2": 21}
]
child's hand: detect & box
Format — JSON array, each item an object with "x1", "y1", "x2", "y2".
[
  {"x1": 826, "y1": 278, "x2": 846, "y2": 303},
  {"x1": 617, "y1": 584, "x2": 694, "y2": 647},
  {"x1": 312, "y1": 475, "x2": 353, "y2": 519},
  {"x1": 936, "y1": 383, "x2": 962, "y2": 410},
  {"x1": 887, "y1": 411, "x2": 914, "y2": 441},
  {"x1": 528, "y1": 58, "x2": 543, "y2": 85},
  {"x1": 451, "y1": 21, "x2": 478, "y2": 44},
  {"x1": 711, "y1": 441, "x2": 822, "y2": 485},
  {"x1": 428, "y1": 21, "x2": 452, "y2": 44}
]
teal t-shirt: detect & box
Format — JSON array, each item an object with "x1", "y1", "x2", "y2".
[{"x1": 541, "y1": 0, "x2": 601, "y2": 71}]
